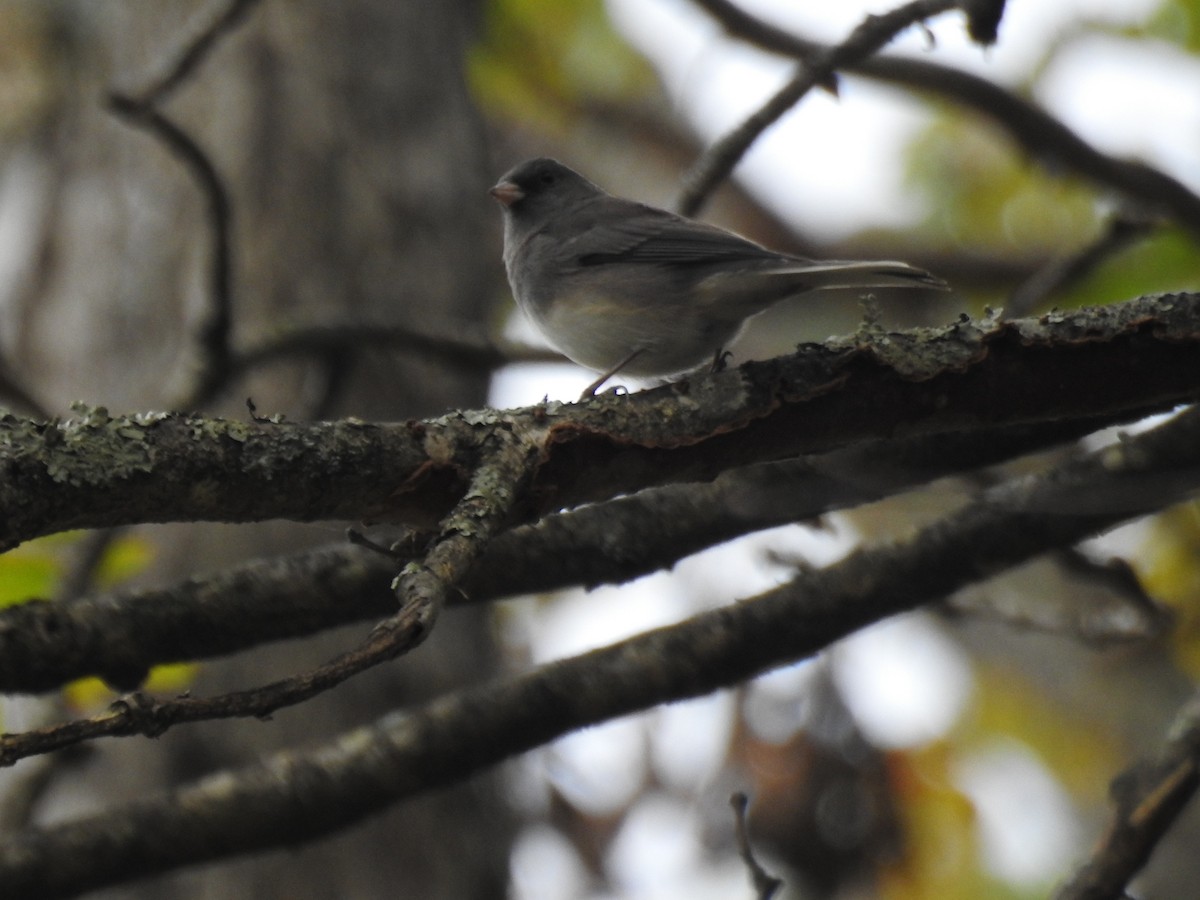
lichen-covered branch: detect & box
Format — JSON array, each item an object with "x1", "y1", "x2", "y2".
[
  {"x1": 2, "y1": 294, "x2": 1198, "y2": 553},
  {"x1": 0, "y1": 414, "x2": 1119, "y2": 694},
  {"x1": 2, "y1": 402, "x2": 1197, "y2": 897},
  {"x1": 0, "y1": 418, "x2": 546, "y2": 766},
  {"x1": 0, "y1": 410, "x2": 441, "y2": 551}
]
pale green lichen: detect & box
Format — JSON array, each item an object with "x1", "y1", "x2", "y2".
[
  {"x1": 131, "y1": 411, "x2": 173, "y2": 426},
  {"x1": 429, "y1": 408, "x2": 506, "y2": 429},
  {"x1": 189, "y1": 419, "x2": 232, "y2": 442},
  {"x1": 2, "y1": 409, "x2": 317, "y2": 491},
  {"x1": 239, "y1": 425, "x2": 312, "y2": 481},
  {"x1": 0, "y1": 416, "x2": 48, "y2": 454},
  {"x1": 224, "y1": 421, "x2": 251, "y2": 444},
  {"x1": 390, "y1": 561, "x2": 426, "y2": 591},
  {"x1": 39, "y1": 410, "x2": 159, "y2": 485}
]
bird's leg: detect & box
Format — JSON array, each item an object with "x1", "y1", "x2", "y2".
[
  {"x1": 580, "y1": 348, "x2": 646, "y2": 400},
  {"x1": 710, "y1": 348, "x2": 733, "y2": 373}
]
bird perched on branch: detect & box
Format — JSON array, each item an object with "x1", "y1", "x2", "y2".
[{"x1": 491, "y1": 157, "x2": 946, "y2": 395}]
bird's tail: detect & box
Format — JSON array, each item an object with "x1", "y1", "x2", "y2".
[
  {"x1": 702, "y1": 259, "x2": 948, "y2": 320},
  {"x1": 791, "y1": 260, "x2": 948, "y2": 292}
]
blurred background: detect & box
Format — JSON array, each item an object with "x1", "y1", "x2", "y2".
[{"x1": 0, "y1": 1, "x2": 1199, "y2": 898}]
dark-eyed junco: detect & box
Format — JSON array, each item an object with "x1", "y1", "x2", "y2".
[{"x1": 491, "y1": 158, "x2": 946, "y2": 394}]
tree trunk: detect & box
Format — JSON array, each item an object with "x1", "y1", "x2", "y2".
[{"x1": 0, "y1": 2, "x2": 511, "y2": 897}]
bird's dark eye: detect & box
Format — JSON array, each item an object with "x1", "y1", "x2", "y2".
[{"x1": 538, "y1": 172, "x2": 556, "y2": 186}]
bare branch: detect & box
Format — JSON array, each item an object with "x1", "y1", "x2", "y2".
[
  {"x1": 2, "y1": 294, "x2": 1199, "y2": 553},
  {"x1": 106, "y1": 97, "x2": 233, "y2": 400},
  {"x1": 1054, "y1": 687, "x2": 1200, "y2": 900},
  {"x1": 0, "y1": 415, "x2": 1112, "y2": 695},
  {"x1": 961, "y1": 0, "x2": 1008, "y2": 45},
  {"x1": 0, "y1": 410, "x2": 439, "y2": 552},
  {"x1": 689, "y1": 0, "x2": 1200, "y2": 235},
  {"x1": 731, "y1": 793, "x2": 784, "y2": 900},
  {"x1": 2, "y1": 403, "x2": 1198, "y2": 895},
  {"x1": 0, "y1": 611, "x2": 431, "y2": 767},
  {"x1": 1006, "y1": 214, "x2": 1158, "y2": 318},
  {"x1": 0, "y1": 407, "x2": 547, "y2": 763},
  {"x1": 678, "y1": 0, "x2": 961, "y2": 216},
  {"x1": 120, "y1": 0, "x2": 264, "y2": 107}
]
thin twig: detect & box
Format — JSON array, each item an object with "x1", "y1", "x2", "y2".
[
  {"x1": 0, "y1": 414, "x2": 1134, "y2": 695},
  {"x1": 124, "y1": 0, "x2": 265, "y2": 108},
  {"x1": 0, "y1": 424, "x2": 543, "y2": 765},
  {"x1": 0, "y1": 606, "x2": 434, "y2": 766},
  {"x1": 731, "y1": 793, "x2": 783, "y2": 900},
  {"x1": 1053, "y1": 688, "x2": 1200, "y2": 899},
  {"x1": 1006, "y1": 214, "x2": 1158, "y2": 318},
  {"x1": 384, "y1": 423, "x2": 543, "y2": 632},
  {"x1": 961, "y1": 0, "x2": 1009, "y2": 45},
  {"x1": 677, "y1": 0, "x2": 961, "y2": 216},
  {"x1": 107, "y1": 96, "x2": 232, "y2": 399},
  {"x1": 689, "y1": 0, "x2": 1200, "y2": 234},
  {"x1": 105, "y1": 0, "x2": 264, "y2": 409}
]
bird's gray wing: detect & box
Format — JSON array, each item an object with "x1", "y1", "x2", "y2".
[{"x1": 564, "y1": 199, "x2": 794, "y2": 269}]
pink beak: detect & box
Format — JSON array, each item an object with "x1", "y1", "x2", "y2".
[{"x1": 489, "y1": 180, "x2": 523, "y2": 207}]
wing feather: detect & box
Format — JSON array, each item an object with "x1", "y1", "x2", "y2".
[{"x1": 567, "y1": 199, "x2": 791, "y2": 268}]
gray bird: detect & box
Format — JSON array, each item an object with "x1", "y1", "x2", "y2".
[{"x1": 491, "y1": 158, "x2": 946, "y2": 395}]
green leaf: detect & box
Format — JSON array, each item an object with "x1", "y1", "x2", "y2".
[
  {"x1": 0, "y1": 542, "x2": 59, "y2": 607},
  {"x1": 905, "y1": 114, "x2": 1100, "y2": 258},
  {"x1": 0, "y1": 532, "x2": 155, "y2": 607},
  {"x1": 468, "y1": 0, "x2": 655, "y2": 130},
  {"x1": 1147, "y1": 0, "x2": 1200, "y2": 53},
  {"x1": 1056, "y1": 226, "x2": 1200, "y2": 310}
]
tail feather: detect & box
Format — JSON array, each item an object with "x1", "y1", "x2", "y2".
[
  {"x1": 700, "y1": 259, "x2": 948, "y2": 319},
  {"x1": 778, "y1": 260, "x2": 948, "y2": 291}
]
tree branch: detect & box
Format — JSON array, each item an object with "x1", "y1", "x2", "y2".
[
  {"x1": 106, "y1": 0, "x2": 266, "y2": 408},
  {"x1": 1006, "y1": 213, "x2": 1159, "y2": 318},
  {"x1": 106, "y1": 96, "x2": 234, "y2": 402},
  {"x1": 0, "y1": 415, "x2": 1117, "y2": 695},
  {"x1": 677, "y1": 0, "x2": 962, "y2": 215},
  {"x1": 118, "y1": 0, "x2": 265, "y2": 108},
  {"x1": 0, "y1": 414, "x2": 546, "y2": 765},
  {"x1": 689, "y1": 0, "x2": 1200, "y2": 235},
  {"x1": 2, "y1": 403, "x2": 1198, "y2": 896},
  {"x1": 731, "y1": 793, "x2": 784, "y2": 900},
  {"x1": 961, "y1": 0, "x2": 1008, "y2": 45},
  {"x1": 1054, "y1": 687, "x2": 1200, "y2": 899},
  {"x1": 1, "y1": 294, "x2": 1198, "y2": 552}
]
